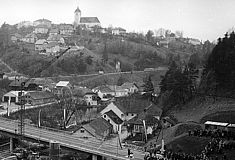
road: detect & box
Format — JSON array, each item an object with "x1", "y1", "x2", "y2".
[{"x1": 0, "y1": 117, "x2": 145, "y2": 160}]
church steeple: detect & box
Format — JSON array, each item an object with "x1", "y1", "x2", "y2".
[
  {"x1": 74, "y1": 5, "x2": 81, "y2": 28},
  {"x1": 74, "y1": 6, "x2": 81, "y2": 13}
]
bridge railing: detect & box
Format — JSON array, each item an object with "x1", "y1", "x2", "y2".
[{"x1": 0, "y1": 116, "x2": 73, "y2": 135}]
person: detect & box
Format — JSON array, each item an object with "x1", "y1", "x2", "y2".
[{"x1": 128, "y1": 148, "x2": 131, "y2": 158}]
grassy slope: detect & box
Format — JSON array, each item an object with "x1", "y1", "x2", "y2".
[{"x1": 170, "y1": 97, "x2": 235, "y2": 123}]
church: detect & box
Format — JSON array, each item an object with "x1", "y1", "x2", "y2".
[{"x1": 74, "y1": 6, "x2": 101, "y2": 28}]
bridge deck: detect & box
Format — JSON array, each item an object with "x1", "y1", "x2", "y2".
[{"x1": 0, "y1": 117, "x2": 144, "y2": 160}]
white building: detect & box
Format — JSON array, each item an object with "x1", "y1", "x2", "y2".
[
  {"x1": 74, "y1": 6, "x2": 101, "y2": 28},
  {"x1": 2, "y1": 91, "x2": 27, "y2": 104}
]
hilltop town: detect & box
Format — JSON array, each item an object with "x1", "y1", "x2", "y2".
[{"x1": 1, "y1": 3, "x2": 235, "y2": 160}]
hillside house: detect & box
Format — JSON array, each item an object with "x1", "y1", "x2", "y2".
[
  {"x1": 34, "y1": 24, "x2": 49, "y2": 34},
  {"x1": 121, "y1": 82, "x2": 139, "y2": 94},
  {"x1": 74, "y1": 117, "x2": 112, "y2": 140},
  {"x1": 55, "y1": 81, "x2": 72, "y2": 96},
  {"x1": 126, "y1": 103, "x2": 162, "y2": 137},
  {"x1": 22, "y1": 33, "x2": 37, "y2": 43},
  {"x1": 2, "y1": 91, "x2": 27, "y2": 104},
  {"x1": 35, "y1": 39, "x2": 47, "y2": 51},
  {"x1": 188, "y1": 38, "x2": 201, "y2": 45},
  {"x1": 84, "y1": 92, "x2": 100, "y2": 106},
  {"x1": 47, "y1": 34, "x2": 65, "y2": 44},
  {"x1": 58, "y1": 24, "x2": 74, "y2": 36},
  {"x1": 92, "y1": 85, "x2": 129, "y2": 100},
  {"x1": 92, "y1": 85, "x2": 115, "y2": 101},
  {"x1": 49, "y1": 28, "x2": 59, "y2": 36},
  {"x1": 17, "y1": 21, "x2": 33, "y2": 29},
  {"x1": 11, "y1": 33, "x2": 22, "y2": 43},
  {"x1": 33, "y1": 19, "x2": 52, "y2": 28},
  {"x1": 102, "y1": 110, "x2": 124, "y2": 134},
  {"x1": 112, "y1": 27, "x2": 126, "y2": 35},
  {"x1": 45, "y1": 42, "x2": 60, "y2": 54},
  {"x1": 24, "y1": 91, "x2": 56, "y2": 106}
]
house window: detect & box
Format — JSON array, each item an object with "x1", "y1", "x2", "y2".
[
  {"x1": 134, "y1": 125, "x2": 139, "y2": 132},
  {"x1": 104, "y1": 115, "x2": 106, "y2": 118},
  {"x1": 80, "y1": 129, "x2": 85, "y2": 133}
]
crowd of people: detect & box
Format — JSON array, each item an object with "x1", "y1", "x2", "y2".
[{"x1": 144, "y1": 128, "x2": 235, "y2": 160}]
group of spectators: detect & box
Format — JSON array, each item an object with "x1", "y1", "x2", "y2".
[
  {"x1": 188, "y1": 128, "x2": 235, "y2": 140},
  {"x1": 144, "y1": 128, "x2": 235, "y2": 160}
]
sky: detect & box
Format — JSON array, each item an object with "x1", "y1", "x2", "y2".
[{"x1": 1, "y1": 0, "x2": 235, "y2": 41}]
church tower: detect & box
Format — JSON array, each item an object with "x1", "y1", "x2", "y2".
[{"x1": 74, "y1": 6, "x2": 81, "y2": 28}]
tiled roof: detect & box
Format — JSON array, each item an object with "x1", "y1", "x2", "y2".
[
  {"x1": 104, "y1": 110, "x2": 123, "y2": 124},
  {"x1": 121, "y1": 82, "x2": 138, "y2": 89},
  {"x1": 80, "y1": 17, "x2": 100, "y2": 23},
  {"x1": 82, "y1": 117, "x2": 112, "y2": 138},
  {"x1": 114, "y1": 95, "x2": 152, "y2": 114},
  {"x1": 34, "y1": 19, "x2": 51, "y2": 22},
  {"x1": 49, "y1": 28, "x2": 59, "y2": 33},
  {"x1": 35, "y1": 24, "x2": 49, "y2": 29},
  {"x1": 24, "y1": 78, "x2": 55, "y2": 87},
  {"x1": 93, "y1": 85, "x2": 113, "y2": 93},
  {"x1": 35, "y1": 39, "x2": 47, "y2": 45},
  {"x1": 47, "y1": 34, "x2": 63, "y2": 41},
  {"x1": 26, "y1": 91, "x2": 55, "y2": 100},
  {"x1": 58, "y1": 24, "x2": 74, "y2": 30}
]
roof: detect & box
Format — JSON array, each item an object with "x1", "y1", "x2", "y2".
[
  {"x1": 121, "y1": 82, "x2": 138, "y2": 89},
  {"x1": 82, "y1": 117, "x2": 112, "y2": 138},
  {"x1": 58, "y1": 24, "x2": 74, "y2": 30},
  {"x1": 93, "y1": 85, "x2": 114, "y2": 93},
  {"x1": 25, "y1": 91, "x2": 55, "y2": 100},
  {"x1": 85, "y1": 92, "x2": 97, "y2": 95},
  {"x1": 24, "y1": 78, "x2": 55, "y2": 88},
  {"x1": 74, "y1": 6, "x2": 81, "y2": 13},
  {"x1": 34, "y1": 19, "x2": 51, "y2": 23},
  {"x1": 114, "y1": 96, "x2": 155, "y2": 114},
  {"x1": 204, "y1": 121, "x2": 229, "y2": 127},
  {"x1": 56, "y1": 81, "x2": 70, "y2": 87},
  {"x1": 47, "y1": 34, "x2": 63, "y2": 41},
  {"x1": 49, "y1": 28, "x2": 59, "y2": 33},
  {"x1": 104, "y1": 110, "x2": 123, "y2": 124},
  {"x1": 35, "y1": 24, "x2": 49, "y2": 29},
  {"x1": 25, "y1": 33, "x2": 37, "y2": 38},
  {"x1": 46, "y1": 42, "x2": 59, "y2": 48},
  {"x1": 35, "y1": 39, "x2": 47, "y2": 45},
  {"x1": 73, "y1": 87, "x2": 92, "y2": 97},
  {"x1": 80, "y1": 17, "x2": 100, "y2": 23},
  {"x1": 9, "y1": 78, "x2": 29, "y2": 87},
  {"x1": 113, "y1": 27, "x2": 126, "y2": 31}
]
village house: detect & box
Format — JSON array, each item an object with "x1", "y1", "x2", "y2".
[
  {"x1": 35, "y1": 39, "x2": 47, "y2": 51},
  {"x1": 2, "y1": 91, "x2": 27, "y2": 104},
  {"x1": 49, "y1": 28, "x2": 59, "y2": 36},
  {"x1": 22, "y1": 33, "x2": 37, "y2": 44},
  {"x1": 58, "y1": 24, "x2": 74, "y2": 36},
  {"x1": 10, "y1": 33, "x2": 22, "y2": 43},
  {"x1": 55, "y1": 81, "x2": 73, "y2": 96},
  {"x1": 45, "y1": 42, "x2": 60, "y2": 55},
  {"x1": 84, "y1": 92, "x2": 100, "y2": 106},
  {"x1": 24, "y1": 91, "x2": 56, "y2": 106},
  {"x1": 102, "y1": 110, "x2": 124, "y2": 134},
  {"x1": 47, "y1": 34, "x2": 65, "y2": 44},
  {"x1": 16, "y1": 21, "x2": 33, "y2": 29},
  {"x1": 74, "y1": 6, "x2": 101, "y2": 29},
  {"x1": 92, "y1": 85, "x2": 115, "y2": 101},
  {"x1": 121, "y1": 82, "x2": 139, "y2": 94},
  {"x1": 74, "y1": 117, "x2": 112, "y2": 140},
  {"x1": 112, "y1": 27, "x2": 126, "y2": 35},
  {"x1": 33, "y1": 19, "x2": 52, "y2": 28},
  {"x1": 34, "y1": 24, "x2": 49, "y2": 34},
  {"x1": 126, "y1": 103, "x2": 162, "y2": 137},
  {"x1": 24, "y1": 78, "x2": 56, "y2": 92},
  {"x1": 188, "y1": 38, "x2": 201, "y2": 45},
  {"x1": 92, "y1": 85, "x2": 130, "y2": 101}
]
